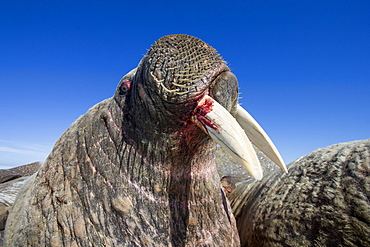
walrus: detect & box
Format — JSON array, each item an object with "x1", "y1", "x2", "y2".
[
  {"x1": 229, "y1": 139, "x2": 370, "y2": 247},
  {"x1": 4, "y1": 34, "x2": 286, "y2": 246}
]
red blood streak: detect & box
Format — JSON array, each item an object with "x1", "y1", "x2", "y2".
[
  {"x1": 197, "y1": 97, "x2": 214, "y2": 115},
  {"x1": 195, "y1": 97, "x2": 220, "y2": 132}
]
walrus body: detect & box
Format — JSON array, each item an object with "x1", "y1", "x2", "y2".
[
  {"x1": 229, "y1": 139, "x2": 370, "y2": 247},
  {"x1": 6, "y1": 99, "x2": 239, "y2": 246},
  {"x1": 5, "y1": 35, "x2": 243, "y2": 246}
]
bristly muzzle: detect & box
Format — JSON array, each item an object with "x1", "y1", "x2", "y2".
[{"x1": 143, "y1": 34, "x2": 226, "y2": 103}]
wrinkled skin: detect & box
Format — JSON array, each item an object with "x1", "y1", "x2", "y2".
[
  {"x1": 229, "y1": 139, "x2": 370, "y2": 247},
  {"x1": 4, "y1": 35, "x2": 240, "y2": 246}
]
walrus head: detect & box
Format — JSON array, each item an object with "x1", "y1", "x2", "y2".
[
  {"x1": 4, "y1": 34, "x2": 287, "y2": 246},
  {"x1": 115, "y1": 34, "x2": 286, "y2": 180}
]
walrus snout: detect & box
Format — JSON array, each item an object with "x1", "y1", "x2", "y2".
[
  {"x1": 119, "y1": 34, "x2": 287, "y2": 180},
  {"x1": 141, "y1": 34, "x2": 226, "y2": 103}
]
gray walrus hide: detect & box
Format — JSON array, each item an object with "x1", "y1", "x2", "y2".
[{"x1": 4, "y1": 34, "x2": 287, "y2": 246}]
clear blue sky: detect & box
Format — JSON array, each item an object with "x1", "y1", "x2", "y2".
[{"x1": 1, "y1": 1, "x2": 369, "y2": 169}]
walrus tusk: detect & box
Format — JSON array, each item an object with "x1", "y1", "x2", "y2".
[
  {"x1": 235, "y1": 105, "x2": 287, "y2": 173},
  {"x1": 191, "y1": 95, "x2": 263, "y2": 180}
]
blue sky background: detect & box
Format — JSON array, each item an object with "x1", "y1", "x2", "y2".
[{"x1": 1, "y1": 0, "x2": 369, "y2": 169}]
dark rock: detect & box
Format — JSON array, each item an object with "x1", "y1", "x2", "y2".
[
  {"x1": 8, "y1": 162, "x2": 42, "y2": 178},
  {"x1": 0, "y1": 171, "x2": 20, "y2": 184},
  {"x1": 0, "y1": 162, "x2": 41, "y2": 184}
]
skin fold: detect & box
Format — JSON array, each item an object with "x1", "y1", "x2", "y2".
[{"x1": 4, "y1": 35, "x2": 242, "y2": 246}]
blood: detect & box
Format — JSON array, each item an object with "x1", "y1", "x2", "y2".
[
  {"x1": 196, "y1": 115, "x2": 219, "y2": 132},
  {"x1": 194, "y1": 96, "x2": 220, "y2": 132},
  {"x1": 177, "y1": 96, "x2": 220, "y2": 152},
  {"x1": 196, "y1": 97, "x2": 214, "y2": 115}
]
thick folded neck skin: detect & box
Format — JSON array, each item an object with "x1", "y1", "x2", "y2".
[
  {"x1": 113, "y1": 74, "x2": 238, "y2": 245},
  {"x1": 4, "y1": 35, "x2": 240, "y2": 246},
  {"x1": 121, "y1": 77, "x2": 215, "y2": 186},
  {"x1": 109, "y1": 36, "x2": 241, "y2": 245}
]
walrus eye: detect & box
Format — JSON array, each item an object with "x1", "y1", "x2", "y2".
[{"x1": 120, "y1": 80, "x2": 131, "y2": 94}]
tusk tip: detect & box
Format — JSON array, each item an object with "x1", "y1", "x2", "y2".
[
  {"x1": 244, "y1": 160, "x2": 263, "y2": 181},
  {"x1": 276, "y1": 160, "x2": 288, "y2": 173},
  {"x1": 254, "y1": 173, "x2": 263, "y2": 181},
  {"x1": 283, "y1": 166, "x2": 288, "y2": 173}
]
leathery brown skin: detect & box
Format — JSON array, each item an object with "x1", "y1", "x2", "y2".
[
  {"x1": 229, "y1": 139, "x2": 370, "y2": 247},
  {"x1": 4, "y1": 34, "x2": 285, "y2": 246}
]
